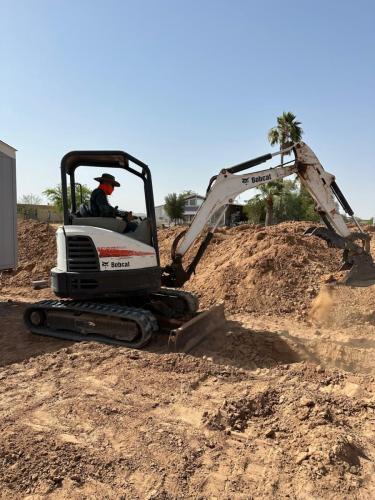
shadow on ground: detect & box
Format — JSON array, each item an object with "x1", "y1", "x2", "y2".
[
  {"x1": 0, "y1": 302, "x2": 300, "y2": 372},
  {"x1": 148, "y1": 318, "x2": 301, "y2": 371},
  {"x1": 0, "y1": 302, "x2": 73, "y2": 368}
]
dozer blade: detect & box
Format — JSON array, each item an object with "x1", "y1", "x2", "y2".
[
  {"x1": 168, "y1": 303, "x2": 225, "y2": 353},
  {"x1": 343, "y1": 254, "x2": 375, "y2": 287}
]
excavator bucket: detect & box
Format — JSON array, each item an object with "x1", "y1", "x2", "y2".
[
  {"x1": 343, "y1": 254, "x2": 375, "y2": 287},
  {"x1": 304, "y1": 226, "x2": 375, "y2": 288},
  {"x1": 168, "y1": 303, "x2": 225, "y2": 353}
]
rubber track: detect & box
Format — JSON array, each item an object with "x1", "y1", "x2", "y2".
[
  {"x1": 155, "y1": 288, "x2": 199, "y2": 315},
  {"x1": 24, "y1": 299, "x2": 158, "y2": 349}
]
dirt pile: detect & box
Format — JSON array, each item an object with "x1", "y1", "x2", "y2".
[
  {"x1": 0, "y1": 219, "x2": 56, "y2": 295},
  {"x1": 0, "y1": 339, "x2": 373, "y2": 498},
  {"x1": 159, "y1": 222, "x2": 342, "y2": 317},
  {"x1": 2, "y1": 220, "x2": 374, "y2": 324}
]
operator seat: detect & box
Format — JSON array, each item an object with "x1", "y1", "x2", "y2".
[
  {"x1": 72, "y1": 216, "x2": 127, "y2": 233},
  {"x1": 72, "y1": 203, "x2": 126, "y2": 232},
  {"x1": 71, "y1": 213, "x2": 152, "y2": 245}
]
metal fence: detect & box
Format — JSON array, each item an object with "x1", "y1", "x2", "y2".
[{"x1": 17, "y1": 204, "x2": 63, "y2": 223}]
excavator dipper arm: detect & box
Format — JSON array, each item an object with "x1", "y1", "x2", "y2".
[{"x1": 162, "y1": 142, "x2": 375, "y2": 288}]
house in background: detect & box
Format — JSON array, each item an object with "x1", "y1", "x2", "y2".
[
  {"x1": 155, "y1": 193, "x2": 205, "y2": 226},
  {"x1": 181, "y1": 193, "x2": 205, "y2": 223},
  {"x1": 154, "y1": 204, "x2": 171, "y2": 226},
  {"x1": 155, "y1": 192, "x2": 245, "y2": 227}
]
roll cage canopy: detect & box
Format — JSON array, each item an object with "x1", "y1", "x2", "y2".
[{"x1": 60, "y1": 150, "x2": 159, "y2": 254}]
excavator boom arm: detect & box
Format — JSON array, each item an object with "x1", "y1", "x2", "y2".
[
  {"x1": 176, "y1": 162, "x2": 297, "y2": 256},
  {"x1": 161, "y1": 142, "x2": 375, "y2": 288}
]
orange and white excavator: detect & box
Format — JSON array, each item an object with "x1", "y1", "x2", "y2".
[{"x1": 24, "y1": 142, "x2": 375, "y2": 351}]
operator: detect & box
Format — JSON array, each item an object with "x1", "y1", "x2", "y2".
[{"x1": 90, "y1": 173, "x2": 137, "y2": 233}]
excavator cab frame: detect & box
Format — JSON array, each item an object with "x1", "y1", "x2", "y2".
[{"x1": 60, "y1": 150, "x2": 160, "y2": 260}]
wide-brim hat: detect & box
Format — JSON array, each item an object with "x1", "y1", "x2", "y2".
[{"x1": 94, "y1": 173, "x2": 120, "y2": 187}]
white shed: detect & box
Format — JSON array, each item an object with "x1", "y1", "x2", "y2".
[{"x1": 0, "y1": 140, "x2": 17, "y2": 270}]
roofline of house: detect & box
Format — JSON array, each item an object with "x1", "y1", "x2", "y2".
[{"x1": 183, "y1": 194, "x2": 205, "y2": 200}]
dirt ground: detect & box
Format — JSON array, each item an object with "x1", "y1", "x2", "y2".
[{"x1": 0, "y1": 220, "x2": 374, "y2": 499}]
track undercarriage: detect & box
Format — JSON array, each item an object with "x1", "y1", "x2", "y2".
[{"x1": 24, "y1": 288, "x2": 224, "y2": 352}]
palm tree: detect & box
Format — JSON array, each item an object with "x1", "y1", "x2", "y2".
[
  {"x1": 268, "y1": 112, "x2": 303, "y2": 166},
  {"x1": 261, "y1": 112, "x2": 303, "y2": 226},
  {"x1": 258, "y1": 180, "x2": 284, "y2": 226}
]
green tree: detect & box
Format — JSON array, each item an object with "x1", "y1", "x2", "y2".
[
  {"x1": 273, "y1": 179, "x2": 300, "y2": 221},
  {"x1": 43, "y1": 183, "x2": 91, "y2": 212},
  {"x1": 254, "y1": 111, "x2": 304, "y2": 226},
  {"x1": 268, "y1": 111, "x2": 303, "y2": 166},
  {"x1": 20, "y1": 193, "x2": 42, "y2": 205},
  {"x1": 297, "y1": 185, "x2": 320, "y2": 222},
  {"x1": 244, "y1": 180, "x2": 319, "y2": 224},
  {"x1": 244, "y1": 180, "x2": 285, "y2": 225},
  {"x1": 180, "y1": 190, "x2": 196, "y2": 197},
  {"x1": 258, "y1": 179, "x2": 285, "y2": 226},
  {"x1": 164, "y1": 193, "x2": 185, "y2": 223},
  {"x1": 243, "y1": 195, "x2": 266, "y2": 224}
]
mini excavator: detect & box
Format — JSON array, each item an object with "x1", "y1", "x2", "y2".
[{"x1": 24, "y1": 142, "x2": 375, "y2": 351}]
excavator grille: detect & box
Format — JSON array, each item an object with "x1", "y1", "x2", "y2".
[{"x1": 67, "y1": 236, "x2": 100, "y2": 272}]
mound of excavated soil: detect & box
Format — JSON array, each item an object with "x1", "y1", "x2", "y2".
[
  {"x1": 0, "y1": 219, "x2": 56, "y2": 293},
  {"x1": 0, "y1": 220, "x2": 374, "y2": 318},
  {"x1": 2, "y1": 220, "x2": 372, "y2": 322},
  {"x1": 159, "y1": 222, "x2": 342, "y2": 318}
]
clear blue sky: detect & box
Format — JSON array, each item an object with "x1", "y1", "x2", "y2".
[{"x1": 2, "y1": 0, "x2": 374, "y2": 217}]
